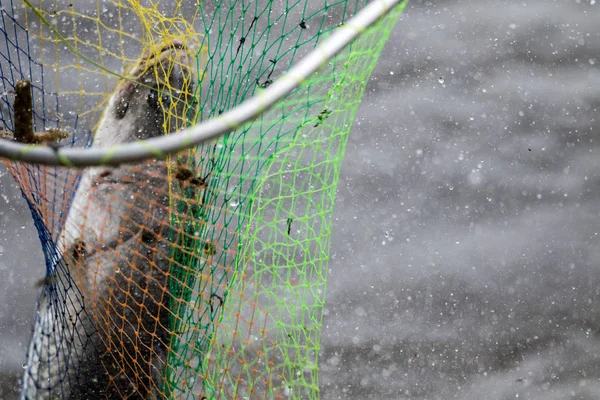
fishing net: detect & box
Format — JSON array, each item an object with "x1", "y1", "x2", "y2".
[{"x1": 0, "y1": 0, "x2": 406, "y2": 398}]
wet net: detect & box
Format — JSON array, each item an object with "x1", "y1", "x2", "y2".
[{"x1": 0, "y1": 0, "x2": 406, "y2": 398}]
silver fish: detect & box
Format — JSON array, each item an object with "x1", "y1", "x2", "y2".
[{"x1": 21, "y1": 40, "x2": 196, "y2": 400}]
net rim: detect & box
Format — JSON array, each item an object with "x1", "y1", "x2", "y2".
[{"x1": 0, "y1": 0, "x2": 405, "y2": 167}]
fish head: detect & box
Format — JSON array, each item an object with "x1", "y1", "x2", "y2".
[{"x1": 95, "y1": 39, "x2": 198, "y2": 146}]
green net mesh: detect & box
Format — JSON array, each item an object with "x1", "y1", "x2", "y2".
[{"x1": 0, "y1": 0, "x2": 407, "y2": 398}]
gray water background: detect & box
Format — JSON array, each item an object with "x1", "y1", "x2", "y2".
[{"x1": 2, "y1": 0, "x2": 600, "y2": 398}]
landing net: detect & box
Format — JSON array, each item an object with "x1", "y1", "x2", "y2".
[{"x1": 0, "y1": 0, "x2": 407, "y2": 398}]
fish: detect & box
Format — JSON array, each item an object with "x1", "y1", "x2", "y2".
[{"x1": 21, "y1": 39, "x2": 197, "y2": 400}]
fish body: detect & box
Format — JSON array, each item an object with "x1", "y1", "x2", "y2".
[{"x1": 21, "y1": 40, "x2": 196, "y2": 399}]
